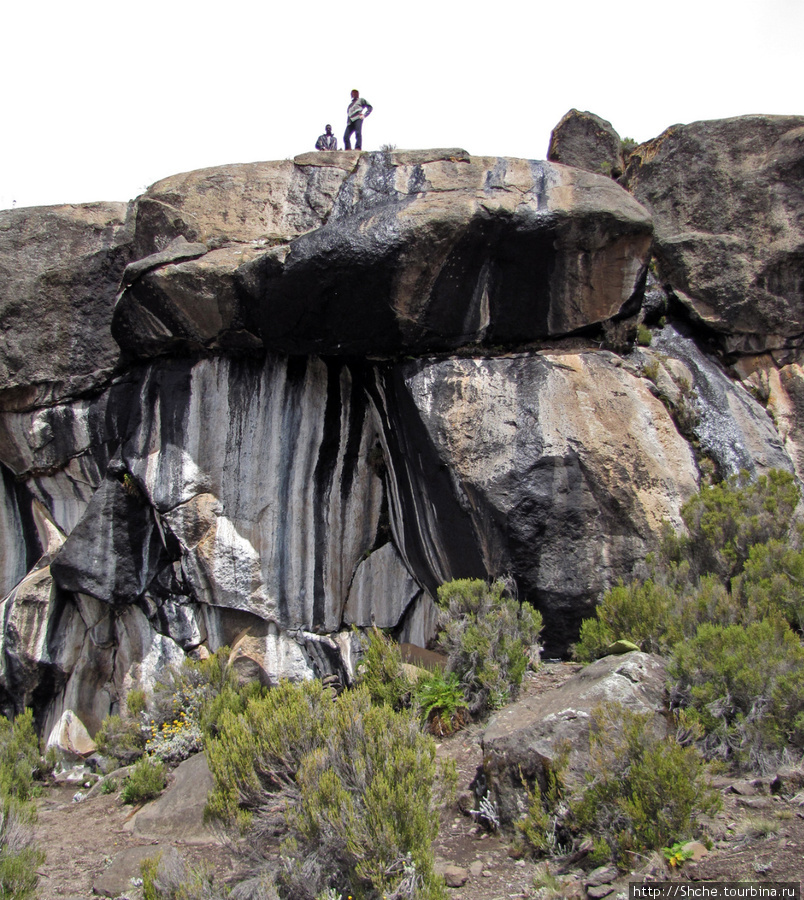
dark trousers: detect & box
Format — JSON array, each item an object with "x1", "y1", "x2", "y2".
[{"x1": 344, "y1": 117, "x2": 363, "y2": 150}]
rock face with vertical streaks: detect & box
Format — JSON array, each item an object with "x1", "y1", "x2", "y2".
[{"x1": 0, "y1": 126, "x2": 802, "y2": 740}]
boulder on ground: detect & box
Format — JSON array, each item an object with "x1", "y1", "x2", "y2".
[
  {"x1": 47, "y1": 709, "x2": 97, "y2": 759},
  {"x1": 131, "y1": 752, "x2": 216, "y2": 843},
  {"x1": 477, "y1": 652, "x2": 667, "y2": 827}
]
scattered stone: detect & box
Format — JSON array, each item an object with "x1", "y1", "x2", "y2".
[
  {"x1": 479, "y1": 653, "x2": 668, "y2": 827},
  {"x1": 547, "y1": 109, "x2": 624, "y2": 178},
  {"x1": 469, "y1": 860, "x2": 483, "y2": 877},
  {"x1": 729, "y1": 780, "x2": 758, "y2": 796},
  {"x1": 47, "y1": 709, "x2": 96, "y2": 759},
  {"x1": 587, "y1": 885, "x2": 615, "y2": 899},
  {"x1": 682, "y1": 841, "x2": 709, "y2": 862},
  {"x1": 443, "y1": 865, "x2": 469, "y2": 888},
  {"x1": 93, "y1": 845, "x2": 164, "y2": 898},
  {"x1": 771, "y1": 766, "x2": 804, "y2": 795},
  {"x1": 585, "y1": 865, "x2": 618, "y2": 887},
  {"x1": 481, "y1": 869, "x2": 492, "y2": 877}
]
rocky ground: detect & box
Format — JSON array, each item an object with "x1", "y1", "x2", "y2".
[{"x1": 33, "y1": 663, "x2": 804, "y2": 899}]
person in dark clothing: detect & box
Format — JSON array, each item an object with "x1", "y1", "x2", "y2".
[
  {"x1": 315, "y1": 125, "x2": 338, "y2": 151},
  {"x1": 343, "y1": 89, "x2": 372, "y2": 150}
]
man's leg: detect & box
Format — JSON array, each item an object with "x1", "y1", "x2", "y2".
[
  {"x1": 353, "y1": 117, "x2": 363, "y2": 150},
  {"x1": 344, "y1": 121, "x2": 355, "y2": 150}
]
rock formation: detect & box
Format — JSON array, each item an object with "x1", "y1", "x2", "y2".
[{"x1": 1, "y1": 121, "x2": 802, "y2": 743}]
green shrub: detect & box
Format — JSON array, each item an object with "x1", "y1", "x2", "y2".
[
  {"x1": 571, "y1": 703, "x2": 719, "y2": 865},
  {"x1": 736, "y1": 538, "x2": 804, "y2": 632},
  {"x1": 435, "y1": 578, "x2": 542, "y2": 716},
  {"x1": 205, "y1": 679, "x2": 332, "y2": 828},
  {"x1": 207, "y1": 681, "x2": 451, "y2": 900},
  {"x1": 636, "y1": 324, "x2": 652, "y2": 347},
  {"x1": 668, "y1": 618, "x2": 804, "y2": 770},
  {"x1": 665, "y1": 469, "x2": 799, "y2": 582},
  {"x1": 94, "y1": 712, "x2": 145, "y2": 764},
  {"x1": 0, "y1": 710, "x2": 42, "y2": 803},
  {"x1": 121, "y1": 755, "x2": 167, "y2": 804},
  {"x1": 288, "y1": 689, "x2": 447, "y2": 900},
  {"x1": 516, "y1": 745, "x2": 569, "y2": 858},
  {"x1": 573, "y1": 570, "x2": 742, "y2": 661},
  {"x1": 413, "y1": 670, "x2": 468, "y2": 736},
  {"x1": 141, "y1": 848, "x2": 272, "y2": 900},
  {"x1": 357, "y1": 627, "x2": 412, "y2": 711},
  {"x1": 0, "y1": 711, "x2": 46, "y2": 900},
  {"x1": 0, "y1": 806, "x2": 44, "y2": 900}
]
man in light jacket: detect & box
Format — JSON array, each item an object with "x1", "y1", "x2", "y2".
[
  {"x1": 344, "y1": 89, "x2": 373, "y2": 151},
  {"x1": 315, "y1": 125, "x2": 338, "y2": 151}
]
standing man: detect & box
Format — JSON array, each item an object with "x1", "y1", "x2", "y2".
[
  {"x1": 344, "y1": 89, "x2": 373, "y2": 151},
  {"x1": 315, "y1": 125, "x2": 338, "y2": 151}
]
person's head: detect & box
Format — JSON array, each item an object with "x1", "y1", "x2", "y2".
[
  {"x1": 325, "y1": 124, "x2": 332, "y2": 133},
  {"x1": 351, "y1": 89, "x2": 359, "y2": 99}
]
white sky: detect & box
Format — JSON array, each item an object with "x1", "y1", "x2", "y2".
[{"x1": 1, "y1": 0, "x2": 802, "y2": 211}]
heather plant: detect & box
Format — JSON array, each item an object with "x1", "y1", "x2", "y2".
[
  {"x1": 357, "y1": 627, "x2": 413, "y2": 711},
  {"x1": 0, "y1": 805, "x2": 44, "y2": 900},
  {"x1": 662, "y1": 468, "x2": 799, "y2": 582},
  {"x1": 574, "y1": 569, "x2": 740, "y2": 661},
  {"x1": 0, "y1": 710, "x2": 43, "y2": 803},
  {"x1": 94, "y1": 712, "x2": 145, "y2": 765},
  {"x1": 668, "y1": 618, "x2": 804, "y2": 771},
  {"x1": 516, "y1": 744, "x2": 570, "y2": 858},
  {"x1": 434, "y1": 578, "x2": 542, "y2": 716},
  {"x1": 142, "y1": 849, "x2": 279, "y2": 900},
  {"x1": 0, "y1": 710, "x2": 47, "y2": 900},
  {"x1": 121, "y1": 755, "x2": 167, "y2": 804},
  {"x1": 570, "y1": 703, "x2": 720, "y2": 865},
  {"x1": 206, "y1": 681, "x2": 452, "y2": 900}
]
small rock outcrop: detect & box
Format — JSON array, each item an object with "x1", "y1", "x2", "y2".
[
  {"x1": 548, "y1": 109, "x2": 624, "y2": 178},
  {"x1": 622, "y1": 115, "x2": 804, "y2": 355}
]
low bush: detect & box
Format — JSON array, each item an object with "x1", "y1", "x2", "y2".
[
  {"x1": 663, "y1": 469, "x2": 799, "y2": 582},
  {"x1": 0, "y1": 710, "x2": 47, "y2": 900},
  {"x1": 121, "y1": 755, "x2": 167, "y2": 805},
  {"x1": 736, "y1": 538, "x2": 804, "y2": 632},
  {"x1": 668, "y1": 618, "x2": 804, "y2": 771},
  {"x1": 94, "y1": 712, "x2": 145, "y2": 765},
  {"x1": 206, "y1": 681, "x2": 452, "y2": 900},
  {"x1": 0, "y1": 805, "x2": 44, "y2": 900},
  {"x1": 434, "y1": 578, "x2": 542, "y2": 716},
  {"x1": 357, "y1": 627, "x2": 412, "y2": 711},
  {"x1": 516, "y1": 744, "x2": 569, "y2": 858},
  {"x1": 573, "y1": 570, "x2": 742, "y2": 661},
  {"x1": 570, "y1": 703, "x2": 720, "y2": 865},
  {"x1": 0, "y1": 710, "x2": 42, "y2": 803},
  {"x1": 413, "y1": 670, "x2": 468, "y2": 736},
  {"x1": 142, "y1": 848, "x2": 279, "y2": 900}
]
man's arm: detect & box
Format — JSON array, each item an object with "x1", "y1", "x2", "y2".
[{"x1": 361, "y1": 100, "x2": 373, "y2": 117}]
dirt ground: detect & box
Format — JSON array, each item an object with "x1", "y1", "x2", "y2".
[{"x1": 33, "y1": 662, "x2": 804, "y2": 899}]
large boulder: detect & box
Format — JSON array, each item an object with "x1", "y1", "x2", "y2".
[
  {"x1": 113, "y1": 151, "x2": 652, "y2": 359},
  {"x1": 120, "y1": 354, "x2": 384, "y2": 633},
  {"x1": 372, "y1": 351, "x2": 700, "y2": 652},
  {"x1": 548, "y1": 109, "x2": 624, "y2": 178},
  {"x1": 478, "y1": 653, "x2": 668, "y2": 828},
  {"x1": 0, "y1": 203, "x2": 134, "y2": 411},
  {"x1": 622, "y1": 115, "x2": 804, "y2": 353}
]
